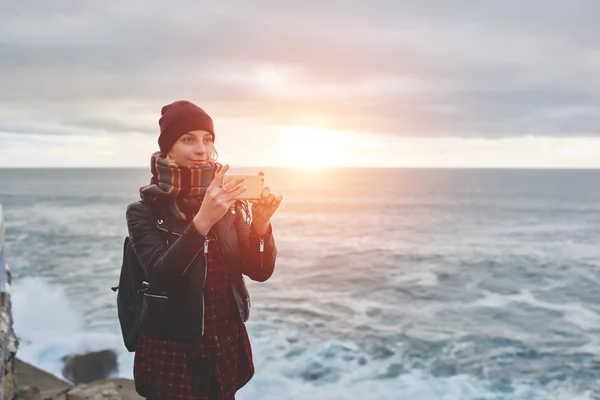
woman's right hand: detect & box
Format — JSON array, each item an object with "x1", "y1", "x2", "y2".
[{"x1": 193, "y1": 164, "x2": 246, "y2": 235}]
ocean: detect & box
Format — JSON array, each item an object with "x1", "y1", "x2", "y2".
[{"x1": 0, "y1": 167, "x2": 599, "y2": 399}]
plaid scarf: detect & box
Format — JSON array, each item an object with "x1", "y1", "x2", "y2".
[{"x1": 140, "y1": 151, "x2": 217, "y2": 221}]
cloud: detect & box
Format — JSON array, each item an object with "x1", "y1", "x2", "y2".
[{"x1": 1, "y1": 0, "x2": 599, "y2": 139}]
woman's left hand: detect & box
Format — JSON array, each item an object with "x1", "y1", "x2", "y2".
[{"x1": 250, "y1": 185, "x2": 282, "y2": 233}]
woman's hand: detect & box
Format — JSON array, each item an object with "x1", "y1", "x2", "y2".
[
  {"x1": 250, "y1": 174, "x2": 282, "y2": 235},
  {"x1": 193, "y1": 164, "x2": 246, "y2": 235}
]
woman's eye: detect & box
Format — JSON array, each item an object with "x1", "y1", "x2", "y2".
[
  {"x1": 183, "y1": 137, "x2": 193, "y2": 143},
  {"x1": 203, "y1": 138, "x2": 213, "y2": 143}
]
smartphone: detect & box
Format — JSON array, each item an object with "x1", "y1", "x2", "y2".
[{"x1": 223, "y1": 174, "x2": 264, "y2": 200}]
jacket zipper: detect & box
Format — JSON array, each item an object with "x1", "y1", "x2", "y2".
[
  {"x1": 182, "y1": 250, "x2": 202, "y2": 276},
  {"x1": 143, "y1": 293, "x2": 168, "y2": 300},
  {"x1": 156, "y1": 219, "x2": 212, "y2": 335},
  {"x1": 155, "y1": 222, "x2": 182, "y2": 236},
  {"x1": 202, "y1": 236, "x2": 210, "y2": 336},
  {"x1": 156, "y1": 222, "x2": 203, "y2": 276},
  {"x1": 259, "y1": 237, "x2": 265, "y2": 268},
  {"x1": 157, "y1": 220, "x2": 241, "y2": 334}
]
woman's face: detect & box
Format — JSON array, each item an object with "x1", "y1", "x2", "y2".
[{"x1": 168, "y1": 130, "x2": 214, "y2": 167}]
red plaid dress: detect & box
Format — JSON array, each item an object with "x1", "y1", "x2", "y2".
[{"x1": 134, "y1": 241, "x2": 255, "y2": 399}]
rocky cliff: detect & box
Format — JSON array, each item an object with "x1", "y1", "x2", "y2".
[
  {"x1": 0, "y1": 203, "x2": 141, "y2": 399},
  {"x1": 0, "y1": 203, "x2": 20, "y2": 400}
]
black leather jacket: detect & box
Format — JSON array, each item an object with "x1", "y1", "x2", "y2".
[{"x1": 125, "y1": 199, "x2": 277, "y2": 339}]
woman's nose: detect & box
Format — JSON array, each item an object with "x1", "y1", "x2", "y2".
[{"x1": 195, "y1": 142, "x2": 206, "y2": 153}]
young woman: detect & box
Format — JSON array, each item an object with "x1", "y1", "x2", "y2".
[{"x1": 126, "y1": 100, "x2": 282, "y2": 399}]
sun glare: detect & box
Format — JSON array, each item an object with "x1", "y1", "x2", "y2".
[{"x1": 280, "y1": 127, "x2": 349, "y2": 168}]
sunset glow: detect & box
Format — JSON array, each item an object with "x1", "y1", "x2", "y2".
[
  {"x1": 279, "y1": 127, "x2": 351, "y2": 168},
  {"x1": 1, "y1": 2, "x2": 599, "y2": 169}
]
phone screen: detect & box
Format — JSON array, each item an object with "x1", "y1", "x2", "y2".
[{"x1": 223, "y1": 174, "x2": 264, "y2": 200}]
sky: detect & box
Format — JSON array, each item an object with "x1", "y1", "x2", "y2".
[{"x1": 1, "y1": 0, "x2": 600, "y2": 168}]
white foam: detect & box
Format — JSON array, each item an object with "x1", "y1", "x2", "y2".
[
  {"x1": 236, "y1": 323, "x2": 595, "y2": 400},
  {"x1": 238, "y1": 366, "x2": 595, "y2": 400},
  {"x1": 394, "y1": 270, "x2": 439, "y2": 287},
  {"x1": 470, "y1": 289, "x2": 600, "y2": 330},
  {"x1": 11, "y1": 277, "x2": 133, "y2": 381},
  {"x1": 9, "y1": 278, "x2": 596, "y2": 399}
]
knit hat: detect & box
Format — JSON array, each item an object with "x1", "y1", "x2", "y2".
[{"x1": 158, "y1": 100, "x2": 215, "y2": 156}]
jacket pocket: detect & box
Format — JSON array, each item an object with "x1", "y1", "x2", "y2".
[{"x1": 141, "y1": 293, "x2": 170, "y2": 331}]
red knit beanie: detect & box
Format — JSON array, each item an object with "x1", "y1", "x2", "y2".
[{"x1": 158, "y1": 100, "x2": 215, "y2": 156}]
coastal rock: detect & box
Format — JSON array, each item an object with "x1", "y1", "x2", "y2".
[
  {"x1": 0, "y1": 204, "x2": 20, "y2": 400},
  {"x1": 15, "y1": 385, "x2": 40, "y2": 400},
  {"x1": 15, "y1": 359, "x2": 143, "y2": 400},
  {"x1": 14, "y1": 359, "x2": 71, "y2": 400},
  {"x1": 66, "y1": 382, "x2": 122, "y2": 400},
  {"x1": 61, "y1": 350, "x2": 118, "y2": 385}
]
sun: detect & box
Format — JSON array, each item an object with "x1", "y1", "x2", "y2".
[{"x1": 280, "y1": 126, "x2": 348, "y2": 168}]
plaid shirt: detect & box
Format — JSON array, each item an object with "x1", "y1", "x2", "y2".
[{"x1": 134, "y1": 240, "x2": 255, "y2": 399}]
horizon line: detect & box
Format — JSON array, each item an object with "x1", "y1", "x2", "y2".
[{"x1": 1, "y1": 166, "x2": 600, "y2": 170}]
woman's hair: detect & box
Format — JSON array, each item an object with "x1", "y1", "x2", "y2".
[{"x1": 165, "y1": 145, "x2": 219, "y2": 166}]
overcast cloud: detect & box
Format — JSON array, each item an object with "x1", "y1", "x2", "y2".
[{"x1": 1, "y1": 0, "x2": 599, "y2": 139}]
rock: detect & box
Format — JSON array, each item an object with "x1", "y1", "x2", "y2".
[
  {"x1": 16, "y1": 385, "x2": 40, "y2": 400},
  {"x1": 61, "y1": 350, "x2": 118, "y2": 385},
  {"x1": 66, "y1": 382, "x2": 122, "y2": 400},
  {"x1": 14, "y1": 359, "x2": 72, "y2": 400}
]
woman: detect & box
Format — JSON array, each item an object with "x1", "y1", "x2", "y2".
[{"x1": 126, "y1": 100, "x2": 282, "y2": 399}]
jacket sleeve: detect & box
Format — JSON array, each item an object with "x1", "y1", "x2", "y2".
[
  {"x1": 235, "y1": 208, "x2": 277, "y2": 282},
  {"x1": 126, "y1": 202, "x2": 206, "y2": 289}
]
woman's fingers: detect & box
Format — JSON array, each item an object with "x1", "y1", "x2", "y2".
[
  {"x1": 266, "y1": 193, "x2": 275, "y2": 205},
  {"x1": 215, "y1": 163, "x2": 229, "y2": 178},
  {"x1": 208, "y1": 164, "x2": 231, "y2": 193},
  {"x1": 253, "y1": 192, "x2": 282, "y2": 207},
  {"x1": 260, "y1": 187, "x2": 271, "y2": 204},
  {"x1": 272, "y1": 194, "x2": 283, "y2": 206},
  {"x1": 223, "y1": 176, "x2": 245, "y2": 193},
  {"x1": 211, "y1": 164, "x2": 229, "y2": 186},
  {"x1": 226, "y1": 184, "x2": 247, "y2": 201}
]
